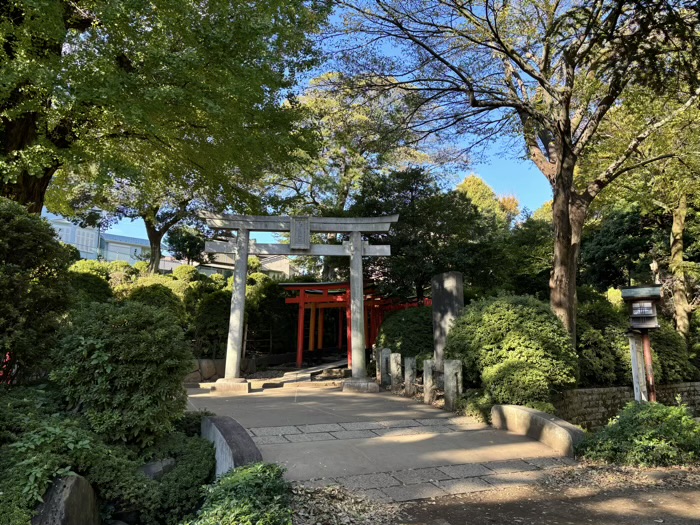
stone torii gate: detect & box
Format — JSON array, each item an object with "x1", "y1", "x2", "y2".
[{"x1": 201, "y1": 213, "x2": 398, "y2": 393}]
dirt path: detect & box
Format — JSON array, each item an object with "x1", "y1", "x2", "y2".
[{"x1": 399, "y1": 466, "x2": 700, "y2": 525}]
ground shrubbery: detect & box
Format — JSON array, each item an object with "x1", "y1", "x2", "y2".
[
  {"x1": 578, "y1": 401, "x2": 700, "y2": 467},
  {"x1": 446, "y1": 295, "x2": 578, "y2": 411},
  {"x1": 0, "y1": 386, "x2": 214, "y2": 525},
  {"x1": 375, "y1": 307, "x2": 433, "y2": 369},
  {"x1": 52, "y1": 302, "x2": 192, "y2": 447},
  {"x1": 185, "y1": 463, "x2": 292, "y2": 525}
]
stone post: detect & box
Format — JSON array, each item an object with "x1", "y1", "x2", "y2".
[
  {"x1": 380, "y1": 348, "x2": 391, "y2": 387},
  {"x1": 443, "y1": 359, "x2": 463, "y2": 411},
  {"x1": 216, "y1": 229, "x2": 251, "y2": 393},
  {"x1": 390, "y1": 353, "x2": 402, "y2": 391},
  {"x1": 404, "y1": 357, "x2": 416, "y2": 397},
  {"x1": 423, "y1": 359, "x2": 435, "y2": 404},
  {"x1": 431, "y1": 272, "x2": 464, "y2": 372}
]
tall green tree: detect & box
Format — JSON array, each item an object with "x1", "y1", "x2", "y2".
[
  {"x1": 457, "y1": 175, "x2": 520, "y2": 228},
  {"x1": 1, "y1": 0, "x2": 330, "y2": 212},
  {"x1": 350, "y1": 168, "x2": 506, "y2": 301},
  {"x1": 335, "y1": 0, "x2": 700, "y2": 338}
]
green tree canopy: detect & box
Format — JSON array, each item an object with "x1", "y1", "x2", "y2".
[{"x1": 1, "y1": 0, "x2": 330, "y2": 212}]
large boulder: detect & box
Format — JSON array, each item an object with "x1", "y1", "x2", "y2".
[{"x1": 32, "y1": 475, "x2": 100, "y2": 525}]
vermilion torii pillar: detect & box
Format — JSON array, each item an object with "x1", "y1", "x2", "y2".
[{"x1": 201, "y1": 213, "x2": 398, "y2": 393}]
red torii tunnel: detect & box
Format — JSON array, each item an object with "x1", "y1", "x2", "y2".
[{"x1": 281, "y1": 282, "x2": 432, "y2": 368}]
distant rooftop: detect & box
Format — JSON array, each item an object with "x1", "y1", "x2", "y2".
[{"x1": 101, "y1": 233, "x2": 151, "y2": 248}]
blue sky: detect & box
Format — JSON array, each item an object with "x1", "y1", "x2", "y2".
[{"x1": 106, "y1": 148, "x2": 553, "y2": 242}]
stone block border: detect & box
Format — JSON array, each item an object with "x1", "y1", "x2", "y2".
[
  {"x1": 491, "y1": 404, "x2": 585, "y2": 457},
  {"x1": 201, "y1": 416, "x2": 263, "y2": 477}
]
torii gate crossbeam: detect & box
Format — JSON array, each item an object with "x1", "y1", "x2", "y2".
[{"x1": 201, "y1": 213, "x2": 398, "y2": 393}]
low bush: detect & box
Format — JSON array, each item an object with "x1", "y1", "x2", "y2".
[
  {"x1": 192, "y1": 290, "x2": 230, "y2": 359},
  {"x1": 185, "y1": 463, "x2": 292, "y2": 525},
  {"x1": 174, "y1": 265, "x2": 199, "y2": 282},
  {"x1": 68, "y1": 270, "x2": 114, "y2": 304},
  {"x1": 578, "y1": 400, "x2": 700, "y2": 466},
  {"x1": 69, "y1": 259, "x2": 111, "y2": 281},
  {"x1": 52, "y1": 302, "x2": 192, "y2": 447},
  {"x1": 445, "y1": 296, "x2": 577, "y2": 407},
  {"x1": 375, "y1": 307, "x2": 433, "y2": 362},
  {"x1": 127, "y1": 283, "x2": 185, "y2": 322}
]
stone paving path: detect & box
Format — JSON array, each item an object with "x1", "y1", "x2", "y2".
[
  {"x1": 299, "y1": 456, "x2": 575, "y2": 503},
  {"x1": 248, "y1": 416, "x2": 481, "y2": 445},
  {"x1": 189, "y1": 387, "x2": 569, "y2": 502}
]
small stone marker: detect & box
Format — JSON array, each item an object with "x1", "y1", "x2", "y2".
[
  {"x1": 404, "y1": 357, "x2": 416, "y2": 397},
  {"x1": 443, "y1": 359, "x2": 463, "y2": 411},
  {"x1": 380, "y1": 348, "x2": 391, "y2": 387},
  {"x1": 390, "y1": 353, "x2": 402, "y2": 391},
  {"x1": 432, "y1": 272, "x2": 464, "y2": 371},
  {"x1": 423, "y1": 359, "x2": 435, "y2": 404}
]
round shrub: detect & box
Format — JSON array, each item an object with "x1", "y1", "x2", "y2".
[
  {"x1": 127, "y1": 283, "x2": 185, "y2": 322},
  {"x1": 192, "y1": 290, "x2": 230, "y2": 359},
  {"x1": 481, "y1": 359, "x2": 551, "y2": 406},
  {"x1": 0, "y1": 198, "x2": 72, "y2": 382},
  {"x1": 68, "y1": 270, "x2": 114, "y2": 304},
  {"x1": 69, "y1": 259, "x2": 111, "y2": 281},
  {"x1": 52, "y1": 302, "x2": 192, "y2": 447},
  {"x1": 173, "y1": 265, "x2": 199, "y2": 282},
  {"x1": 375, "y1": 306, "x2": 433, "y2": 360},
  {"x1": 445, "y1": 295, "x2": 578, "y2": 404},
  {"x1": 576, "y1": 319, "x2": 619, "y2": 387},
  {"x1": 134, "y1": 261, "x2": 150, "y2": 275},
  {"x1": 578, "y1": 401, "x2": 700, "y2": 466},
  {"x1": 210, "y1": 273, "x2": 226, "y2": 288},
  {"x1": 109, "y1": 260, "x2": 133, "y2": 274}
]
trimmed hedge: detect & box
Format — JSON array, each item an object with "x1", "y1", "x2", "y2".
[
  {"x1": 445, "y1": 295, "x2": 578, "y2": 407},
  {"x1": 52, "y1": 302, "x2": 192, "y2": 447},
  {"x1": 375, "y1": 307, "x2": 433, "y2": 368}
]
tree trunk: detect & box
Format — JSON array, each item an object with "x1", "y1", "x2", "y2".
[
  {"x1": 143, "y1": 220, "x2": 164, "y2": 274},
  {"x1": 670, "y1": 194, "x2": 692, "y2": 340},
  {"x1": 416, "y1": 281, "x2": 425, "y2": 304},
  {"x1": 0, "y1": 168, "x2": 56, "y2": 214},
  {"x1": 549, "y1": 160, "x2": 588, "y2": 343}
]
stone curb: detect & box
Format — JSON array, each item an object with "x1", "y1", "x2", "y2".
[
  {"x1": 201, "y1": 416, "x2": 263, "y2": 477},
  {"x1": 491, "y1": 404, "x2": 585, "y2": 457}
]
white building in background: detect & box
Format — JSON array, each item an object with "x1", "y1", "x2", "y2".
[
  {"x1": 43, "y1": 210, "x2": 297, "y2": 278},
  {"x1": 43, "y1": 210, "x2": 149, "y2": 265}
]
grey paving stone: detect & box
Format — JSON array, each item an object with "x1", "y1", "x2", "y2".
[
  {"x1": 420, "y1": 425, "x2": 457, "y2": 434},
  {"x1": 337, "y1": 472, "x2": 401, "y2": 490},
  {"x1": 250, "y1": 425, "x2": 300, "y2": 436},
  {"x1": 381, "y1": 482, "x2": 447, "y2": 502},
  {"x1": 252, "y1": 435, "x2": 290, "y2": 445},
  {"x1": 379, "y1": 419, "x2": 422, "y2": 428},
  {"x1": 482, "y1": 459, "x2": 539, "y2": 474},
  {"x1": 297, "y1": 478, "x2": 338, "y2": 489},
  {"x1": 372, "y1": 427, "x2": 423, "y2": 437},
  {"x1": 524, "y1": 457, "x2": 569, "y2": 470},
  {"x1": 285, "y1": 432, "x2": 335, "y2": 443},
  {"x1": 298, "y1": 423, "x2": 344, "y2": 433},
  {"x1": 338, "y1": 421, "x2": 384, "y2": 431},
  {"x1": 436, "y1": 477, "x2": 492, "y2": 495},
  {"x1": 415, "y1": 418, "x2": 452, "y2": 426},
  {"x1": 392, "y1": 467, "x2": 451, "y2": 485},
  {"x1": 483, "y1": 470, "x2": 547, "y2": 488},
  {"x1": 448, "y1": 416, "x2": 479, "y2": 426},
  {"x1": 330, "y1": 430, "x2": 377, "y2": 440},
  {"x1": 437, "y1": 463, "x2": 493, "y2": 479}
]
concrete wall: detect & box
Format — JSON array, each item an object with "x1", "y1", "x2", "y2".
[
  {"x1": 554, "y1": 382, "x2": 700, "y2": 430},
  {"x1": 201, "y1": 416, "x2": 262, "y2": 477}
]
